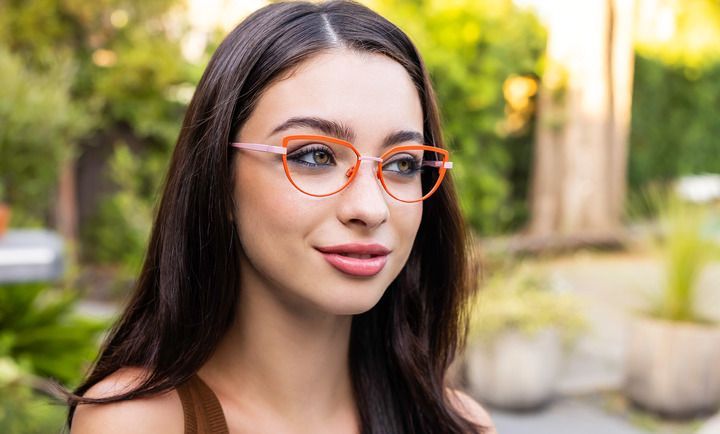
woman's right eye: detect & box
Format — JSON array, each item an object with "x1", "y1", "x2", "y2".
[{"x1": 287, "y1": 145, "x2": 336, "y2": 166}]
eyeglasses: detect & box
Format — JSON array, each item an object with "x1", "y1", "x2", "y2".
[{"x1": 229, "y1": 134, "x2": 453, "y2": 203}]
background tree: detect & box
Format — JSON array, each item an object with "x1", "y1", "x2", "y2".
[
  {"x1": 527, "y1": 0, "x2": 636, "y2": 245},
  {"x1": 371, "y1": 0, "x2": 546, "y2": 235},
  {"x1": 0, "y1": 0, "x2": 195, "y2": 266},
  {"x1": 628, "y1": 0, "x2": 720, "y2": 197}
]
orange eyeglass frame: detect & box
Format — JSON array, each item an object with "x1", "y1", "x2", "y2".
[{"x1": 229, "y1": 134, "x2": 453, "y2": 203}]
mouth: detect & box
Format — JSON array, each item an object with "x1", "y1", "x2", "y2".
[
  {"x1": 333, "y1": 253, "x2": 377, "y2": 259},
  {"x1": 315, "y1": 243, "x2": 391, "y2": 256},
  {"x1": 314, "y1": 244, "x2": 391, "y2": 277}
]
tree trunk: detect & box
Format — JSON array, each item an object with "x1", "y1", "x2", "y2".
[
  {"x1": 56, "y1": 155, "x2": 78, "y2": 263},
  {"x1": 527, "y1": 0, "x2": 636, "y2": 243}
]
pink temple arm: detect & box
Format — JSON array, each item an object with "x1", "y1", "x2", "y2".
[
  {"x1": 423, "y1": 160, "x2": 453, "y2": 169},
  {"x1": 230, "y1": 142, "x2": 287, "y2": 155}
]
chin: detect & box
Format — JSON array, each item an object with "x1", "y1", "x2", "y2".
[
  {"x1": 313, "y1": 288, "x2": 387, "y2": 316},
  {"x1": 332, "y1": 303, "x2": 380, "y2": 316}
]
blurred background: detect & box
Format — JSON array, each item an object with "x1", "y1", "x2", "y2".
[{"x1": 0, "y1": 0, "x2": 719, "y2": 432}]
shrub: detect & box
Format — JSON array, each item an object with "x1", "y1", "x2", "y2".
[
  {"x1": 469, "y1": 262, "x2": 587, "y2": 345},
  {"x1": 0, "y1": 281, "x2": 109, "y2": 386}
]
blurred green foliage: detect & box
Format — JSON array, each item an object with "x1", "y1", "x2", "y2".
[
  {"x1": 373, "y1": 0, "x2": 546, "y2": 234},
  {"x1": 82, "y1": 142, "x2": 155, "y2": 273},
  {"x1": 0, "y1": 47, "x2": 90, "y2": 227},
  {"x1": 0, "y1": 281, "x2": 109, "y2": 385},
  {"x1": 0, "y1": 3, "x2": 200, "y2": 414},
  {"x1": 634, "y1": 186, "x2": 720, "y2": 323},
  {"x1": 634, "y1": 0, "x2": 720, "y2": 69},
  {"x1": 468, "y1": 261, "x2": 587, "y2": 345},
  {"x1": 0, "y1": 0, "x2": 195, "y2": 260},
  {"x1": 0, "y1": 357, "x2": 66, "y2": 434},
  {"x1": 628, "y1": 0, "x2": 720, "y2": 216},
  {"x1": 629, "y1": 55, "x2": 720, "y2": 191}
]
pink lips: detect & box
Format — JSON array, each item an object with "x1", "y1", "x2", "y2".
[{"x1": 315, "y1": 243, "x2": 391, "y2": 277}]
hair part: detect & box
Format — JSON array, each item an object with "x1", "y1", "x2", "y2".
[{"x1": 51, "y1": 2, "x2": 486, "y2": 433}]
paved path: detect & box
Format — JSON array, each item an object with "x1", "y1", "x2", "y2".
[
  {"x1": 698, "y1": 413, "x2": 720, "y2": 434},
  {"x1": 492, "y1": 398, "x2": 648, "y2": 434}
]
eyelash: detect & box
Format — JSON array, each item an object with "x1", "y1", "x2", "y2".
[
  {"x1": 286, "y1": 145, "x2": 424, "y2": 175},
  {"x1": 385, "y1": 157, "x2": 422, "y2": 176},
  {"x1": 286, "y1": 145, "x2": 335, "y2": 166}
]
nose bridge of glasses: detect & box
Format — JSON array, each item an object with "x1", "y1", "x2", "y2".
[{"x1": 344, "y1": 155, "x2": 383, "y2": 178}]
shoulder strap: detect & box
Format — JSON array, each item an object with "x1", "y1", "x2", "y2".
[
  {"x1": 177, "y1": 377, "x2": 198, "y2": 434},
  {"x1": 177, "y1": 373, "x2": 230, "y2": 434}
]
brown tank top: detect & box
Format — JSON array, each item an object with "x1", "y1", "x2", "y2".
[{"x1": 176, "y1": 373, "x2": 230, "y2": 434}]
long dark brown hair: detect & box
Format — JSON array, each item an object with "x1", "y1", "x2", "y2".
[{"x1": 53, "y1": 1, "x2": 485, "y2": 432}]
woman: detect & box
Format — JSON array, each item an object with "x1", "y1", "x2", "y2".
[{"x1": 60, "y1": 1, "x2": 496, "y2": 433}]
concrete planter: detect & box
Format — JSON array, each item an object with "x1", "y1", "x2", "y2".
[
  {"x1": 624, "y1": 316, "x2": 720, "y2": 417},
  {"x1": 465, "y1": 328, "x2": 562, "y2": 410}
]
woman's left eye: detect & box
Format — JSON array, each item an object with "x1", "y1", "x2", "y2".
[{"x1": 383, "y1": 157, "x2": 421, "y2": 175}]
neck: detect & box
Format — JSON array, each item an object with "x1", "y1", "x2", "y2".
[{"x1": 199, "y1": 257, "x2": 359, "y2": 431}]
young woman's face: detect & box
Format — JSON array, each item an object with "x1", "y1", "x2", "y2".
[{"x1": 232, "y1": 49, "x2": 424, "y2": 315}]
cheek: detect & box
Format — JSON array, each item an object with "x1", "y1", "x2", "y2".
[
  {"x1": 392, "y1": 203, "x2": 423, "y2": 255},
  {"x1": 410, "y1": 201, "x2": 424, "y2": 231},
  {"x1": 232, "y1": 159, "x2": 321, "y2": 263},
  {"x1": 234, "y1": 163, "x2": 290, "y2": 252}
]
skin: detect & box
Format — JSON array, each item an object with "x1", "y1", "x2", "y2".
[{"x1": 72, "y1": 48, "x2": 496, "y2": 434}]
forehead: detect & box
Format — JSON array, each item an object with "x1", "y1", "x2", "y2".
[{"x1": 239, "y1": 49, "x2": 424, "y2": 145}]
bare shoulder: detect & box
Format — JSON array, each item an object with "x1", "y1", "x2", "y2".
[
  {"x1": 446, "y1": 387, "x2": 498, "y2": 434},
  {"x1": 71, "y1": 366, "x2": 184, "y2": 434}
]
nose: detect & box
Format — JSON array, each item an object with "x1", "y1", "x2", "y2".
[{"x1": 336, "y1": 158, "x2": 389, "y2": 230}]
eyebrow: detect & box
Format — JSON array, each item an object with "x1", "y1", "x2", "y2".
[{"x1": 269, "y1": 116, "x2": 425, "y2": 149}]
